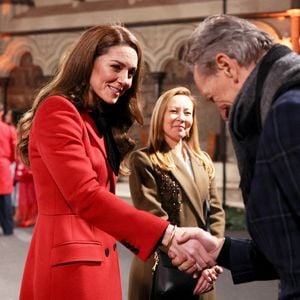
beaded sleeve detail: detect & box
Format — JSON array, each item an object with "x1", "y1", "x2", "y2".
[{"x1": 153, "y1": 165, "x2": 182, "y2": 226}]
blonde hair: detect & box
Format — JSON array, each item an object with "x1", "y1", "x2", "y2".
[
  {"x1": 148, "y1": 86, "x2": 215, "y2": 180},
  {"x1": 17, "y1": 24, "x2": 144, "y2": 170}
]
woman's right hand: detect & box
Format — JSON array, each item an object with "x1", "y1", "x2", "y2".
[{"x1": 193, "y1": 265, "x2": 223, "y2": 295}]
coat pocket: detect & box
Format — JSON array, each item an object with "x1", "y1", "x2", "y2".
[{"x1": 51, "y1": 241, "x2": 104, "y2": 266}]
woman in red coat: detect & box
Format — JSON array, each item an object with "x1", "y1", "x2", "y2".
[{"x1": 16, "y1": 25, "x2": 214, "y2": 300}]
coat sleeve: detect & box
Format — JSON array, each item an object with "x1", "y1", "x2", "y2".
[
  {"x1": 223, "y1": 238, "x2": 278, "y2": 283},
  {"x1": 32, "y1": 96, "x2": 169, "y2": 260},
  {"x1": 207, "y1": 176, "x2": 225, "y2": 238},
  {"x1": 129, "y1": 150, "x2": 169, "y2": 220}
]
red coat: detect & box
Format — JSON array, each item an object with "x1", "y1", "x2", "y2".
[
  {"x1": 19, "y1": 96, "x2": 168, "y2": 300},
  {"x1": 0, "y1": 120, "x2": 16, "y2": 194}
]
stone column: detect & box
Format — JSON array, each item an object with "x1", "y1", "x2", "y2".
[
  {"x1": 289, "y1": 0, "x2": 300, "y2": 53},
  {"x1": 290, "y1": 14, "x2": 300, "y2": 53},
  {"x1": 0, "y1": 77, "x2": 10, "y2": 112},
  {"x1": 151, "y1": 71, "x2": 166, "y2": 100}
]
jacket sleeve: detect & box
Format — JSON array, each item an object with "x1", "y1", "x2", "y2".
[
  {"x1": 32, "y1": 96, "x2": 169, "y2": 260},
  {"x1": 218, "y1": 237, "x2": 278, "y2": 283},
  {"x1": 208, "y1": 175, "x2": 225, "y2": 238},
  {"x1": 129, "y1": 150, "x2": 169, "y2": 220}
]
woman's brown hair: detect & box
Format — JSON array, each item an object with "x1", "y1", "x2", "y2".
[{"x1": 17, "y1": 24, "x2": 144, "y2": 173}]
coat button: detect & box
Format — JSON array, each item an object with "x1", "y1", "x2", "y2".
[
  {"x1": 113, "y1": 243, "x2": 117, "y2": 251},
  {"x1": 105, "y1": 248, "x2": 110, "y2": 257}
]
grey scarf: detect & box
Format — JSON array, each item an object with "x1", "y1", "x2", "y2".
[{"x1": 229, "y1": 44, "x2": 300, "y2": 203}]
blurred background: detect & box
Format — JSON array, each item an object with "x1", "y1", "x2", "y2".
[{"x1": 1, "y1": 1, "x2": 297, "y2": 298}]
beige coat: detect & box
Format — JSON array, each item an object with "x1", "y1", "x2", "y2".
[{"x1": 128, "y1": 147, "x2": 225, "y2": 300}]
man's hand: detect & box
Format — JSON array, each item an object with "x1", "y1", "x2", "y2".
[
  {"x1": 162, "y1": 226, "x2": 223, "y2": 273},
  {"x1": 162, "y1": 226, "x2": 224, "y2": 273},
  {"x1": 179, "y1": 227, "x2": 223, "y2": 253}
]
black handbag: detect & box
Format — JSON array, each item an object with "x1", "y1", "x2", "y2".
[
  {"x1": 150, "y1": 194, "x2": 212, "y2": 300},
  {"x1": 150, "y1": 250, "x2": 199, "y2": 300},
  {"x1": 150, "y1": 165, "x2": 213, "y2": 300}
]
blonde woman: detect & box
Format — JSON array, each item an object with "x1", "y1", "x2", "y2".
[{"x1": 128, "y1": 86, "x2": 225, "y2": 300}]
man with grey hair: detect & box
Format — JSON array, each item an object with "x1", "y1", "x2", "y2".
[{"x1": 172, "y1": 14, "x2": 300, "y2": 299}]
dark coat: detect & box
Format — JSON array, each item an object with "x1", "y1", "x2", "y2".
[{"x1": 228, "y1": 88, "x2": 300, "y2": 299}]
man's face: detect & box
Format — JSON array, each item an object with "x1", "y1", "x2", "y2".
[{"x1": 193, "y1": 65, "x2": 241, "y2": 121}]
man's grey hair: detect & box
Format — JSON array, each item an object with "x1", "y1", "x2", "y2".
[{"x1": 184, "y1": 14, "x2": 274, "y2": 75}]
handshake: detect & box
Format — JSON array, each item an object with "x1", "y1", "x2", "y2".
[{"x1": 161, "y1": 225, "x2": 225, "y2": 295}]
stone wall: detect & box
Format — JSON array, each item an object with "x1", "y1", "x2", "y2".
[{"x1": 0, "y1": 0, "x2": 296, "y2": 207}]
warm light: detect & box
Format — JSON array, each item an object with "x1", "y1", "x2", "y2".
[
  {"x1": 279, "y1": 37, "x2": 293, "y2": 49},
  {"x1": 288, "y1": 0, "x2": 300, "y2": 16},
  {"x1": 277, "y1": 16, "x2": 286, "y2": 21},
  {"x1": 2, "y1": 3, "x2": 12, "y2": 16},
  {"x1": 287, "y1": 8, "x2": 300, "y2": 16},
  {"x1": 288, "y1": 4, "x2": 300, "y2": 54}
]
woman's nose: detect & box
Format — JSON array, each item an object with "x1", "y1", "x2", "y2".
[
  {"x1": 177, "y1": 111, "x2": 185, "y2": 121},
  {"x1": 118, "y1": 71, "x2": 131, "y2": 88}
]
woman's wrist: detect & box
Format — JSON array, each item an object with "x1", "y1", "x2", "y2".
[{"x1": 161, "y1": 224, "x2": 177, "y2": 248}]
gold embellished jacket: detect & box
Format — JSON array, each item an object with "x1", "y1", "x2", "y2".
[
  {"x1": 128, "y1": 147, "x2": 225, "y2": 236},
  {"x1": 127, "y1": 147, "x2": 225, "y2": 300}
]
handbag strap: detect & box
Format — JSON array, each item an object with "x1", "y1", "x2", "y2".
[{"x1": 152, "y1": 251, "x2": 160, "y2": 274}]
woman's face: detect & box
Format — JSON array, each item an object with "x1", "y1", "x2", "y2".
[
  {"x1": 163, "y1": 94, "x2": 194, "y2": 147},
  {"x1": 89, "y1": 45, "x2": 138, "y2": 105}
]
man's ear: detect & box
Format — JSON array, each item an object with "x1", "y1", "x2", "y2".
[{"x1": 215, "y1": 53, "x2": 238, "y2": 82}]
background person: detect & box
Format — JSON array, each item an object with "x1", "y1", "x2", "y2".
[
  {"x1": 4, "y1": 109, "x2": 36, "y2": 226},
  {"x1": 3, "y1": 108, "x2": 21, "y2": 218},
  {"x1": 173, "y1": 14, "x2": 300, "y2": 300},
  {"x1": 0, "y1": 104, "x2": 16, "y2": 236},
  {"x1": 128, "y1": 86, "x2": 225, "y2": 300},
  {"x1": 14, "y1": 160, "x2": 38, "y2": 227}
]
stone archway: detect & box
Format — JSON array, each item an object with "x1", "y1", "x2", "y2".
[{"x1": 6, "y1": 52, "x2": 48, "y2": 110}]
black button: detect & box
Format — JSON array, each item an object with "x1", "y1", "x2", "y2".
[
  {"x1": 113, "y1": 243, "x2": 117, "y2": 251},
  {"x1": 132, "y1": 248, "x2": 139, "y2": 255},
  {"x1": 105, "y1": 248, "x2": 110, "y2": 257}
]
